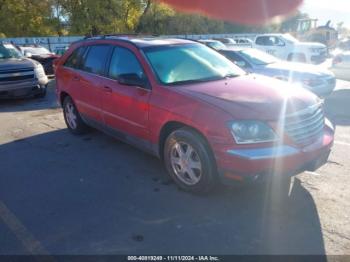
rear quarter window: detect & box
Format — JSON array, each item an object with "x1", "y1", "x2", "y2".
[
  {"x1": 64, "y1": 46, "x2": 87, "y2": 69},
  {"x1": 255, "y1": 36, "x2": 269, "y2": 45}
]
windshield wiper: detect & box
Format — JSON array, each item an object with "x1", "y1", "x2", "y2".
[
  {"x1": 223, "y1": 73, "x2": 239, "y2": 78},
  {"x1": 167, "y1": 76, "x2": 225, "y2": 86}
]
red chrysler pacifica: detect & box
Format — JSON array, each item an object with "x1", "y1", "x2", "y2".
[{"x1": 55, "y1": 36, "x2": 334, "y2": 193}]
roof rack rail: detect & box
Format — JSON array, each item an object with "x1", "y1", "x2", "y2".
[{"x1": 83, "y1": 33, "x2": 159, "y2": 40}]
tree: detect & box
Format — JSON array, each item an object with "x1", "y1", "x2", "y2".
[
  {"x1": 0, "y1": 0, "x2": 57, "y2": 37},
  {"x1": 137, "y1": 1, "x2": 227, "y2": 35},
  {"x1": 59, "y1": 0, "x2": 143, "y2": 36},
  {"x1": 0, "y1": 0, "x2": 311, "y2": 38}
]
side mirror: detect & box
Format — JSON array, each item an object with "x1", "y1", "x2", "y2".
[
  {"x1": 24, "y1": 52, "x2": 32, "y2": 58},
  {"x1": 276, "y1": 39, "x2": 285, "y2": 46},
  {"x1": 118, "y1": 73, "x2": 148, "y2": 89}
]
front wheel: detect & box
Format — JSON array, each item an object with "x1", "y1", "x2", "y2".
[
  {"x1": 63, "y1": 96, "x2": 88, "y2": 135},
  {"x1": 164, "y1": 127, "x2": 218, "y2": 194},
  {"x1": 287, "y1": 53, "x2": 307, "y2": 63}
]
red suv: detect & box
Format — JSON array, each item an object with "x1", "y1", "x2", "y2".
[{"x1": 55, "y1": 36, "x2": 334, "y2": 193}]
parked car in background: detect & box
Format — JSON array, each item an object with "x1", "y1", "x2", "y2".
[
  {"x1": 55, "y1": 36, "x2": 334, "y2": 193},
  {"x1": 233, "y1": 37, "x2": 253, "y2": 47},
  {"x1": 213, "y1": 37, "x2": 237, "y2": 47},
  {"x1": 18, "y1": 45, "x2": 60, "y2": 75},
  {"x1": 331, "y1": 38, "x2": 350, "y2": 57},
  {"x1": 0, "y1": 43, "x2": 48, "y2": 99},
  {"x1": 331, "y1": 51, "x2": 350, "y2": 81},
  {"x1": 337, "y1": 38, "x2": 350, "y2": 51},
  {"x1": 55, "y1": 46, "x2": 69, "y2": 56},
  {"x1": 253, "y1": 33, "x2": 327, "y2": 64},
  {"x1": 219, "y1": 48, "x2": 336, "y2": 97},
  {"x1": 198, "y1": 39, "x2": 227, "y2": 50}
]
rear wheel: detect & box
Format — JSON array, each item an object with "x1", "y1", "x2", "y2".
[
  {"x1": 164, "y1": 127, "x2": 218, "y2": 194},
  {"x1": 63, "y1": 96, "x2": 88, "y2": 134}
]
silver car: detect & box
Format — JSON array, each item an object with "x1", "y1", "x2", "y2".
[
  {"x1": 331, "y1": 51, "x2": 350, "y2": 81},
  {"x1": 220, "y1": 48, "x2": 336, "y2": 97},
  {"x1": 0, "y1": 43, "x2": 48, "y2": 99}
]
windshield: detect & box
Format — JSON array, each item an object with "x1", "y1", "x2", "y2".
[
  {"x1": 207, "y1": 41, "x2": 226, "y2": 50},
  {"x1": 282, "y1": 34, "x2": 299, "y2": 43},
  {"x1": 0, "y1": 44, "x2": 22, "y2": 59},
  {"x1": 239, "y1": 48, "x2": 279, "y2": 65},
  {"x1": 22, "y1": 47, "x2": 51, "y2": 55},
  {"x1": 143, "y1": 44, "x2": 244, "y2": 85}
]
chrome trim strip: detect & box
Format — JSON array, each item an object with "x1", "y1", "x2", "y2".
[
  {"x1": 287, "y1": 115, "x2": 323, "y2": 133},
  {"x1": 227, "y1": 146, "x2": 299, "y2": 160},
  {"x1": 0, "y1": 71, "x2": 34, "y2": 78},
  {"x1": 285, "y1": 102, "x2": 322, "y2": 118},
  {"x1": 0, "y1": 80, "x2": 39, "y2": 91}
]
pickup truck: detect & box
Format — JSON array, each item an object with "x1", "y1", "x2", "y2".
[
  {"x1": 0, "y1": 43, "x2": 48, "y2": 98},
  {"x1": 253, "y1": 33, "x2": 327, "y2": 64}
]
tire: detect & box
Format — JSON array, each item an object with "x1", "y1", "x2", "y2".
[
  {"x1": 163, "y1": 127, "x2": 218, "y2": 194},
  {"x1": 34, "y1": 86, "x2": 47, "y2": 98},
  {"x1": 63, "y1": 96, "x2": 88, "y2": 135},
  {"x1": 287, "y1": 53, "x2": 306, "y2": 63}
]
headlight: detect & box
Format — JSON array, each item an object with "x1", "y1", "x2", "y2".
[
  {"x1": 34, "y1": 64, "x2": 46, "y2": 79},
  {"x1": 302, "y1": 78, "x2": 324, "y2": 87},
  {"x1": 309, "y1": 47, "x2": 321, "y2": 53},
  {"x1": 229, "y1": 121, "x2": 278, "y2": 144}
]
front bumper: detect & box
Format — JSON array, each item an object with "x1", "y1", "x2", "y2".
[
  {"x1": 215, "y1": 124, "x2": 334, "y2": 184},
  {"x1": 0, "y1": 79, "x2": 47, "y2": 99}
]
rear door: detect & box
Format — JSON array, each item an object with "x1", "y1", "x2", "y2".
[
  {"x1": 75, "y1": 44, "x2": 112, "y2": 123},
  {"x1": 100, "y1": 45, "x2": 151, "y2": 142}
]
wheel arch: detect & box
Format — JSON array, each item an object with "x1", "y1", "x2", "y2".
[
  {"x1": 158, "y1": 121, "x2": 215, "y2": 162},
  {"x1": 287, "y1": 52, "x2": 307, "y2": 62},
  {"x1": 59, "y1": 91, "x2": 70, "y2": 106}
]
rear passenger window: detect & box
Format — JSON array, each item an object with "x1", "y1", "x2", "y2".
[
  {"x1": 64, "y1": 46, "x2": 86, "y2": 69},
  {"x1": 82, "y1": 45, "x2": 111, "y2": 75},
  {"x1": 255, "y1": 37, "x2": 269, "y2": 46},
  {"x1": 108, "y1": 47, "x2": 146, "y2": 80}
]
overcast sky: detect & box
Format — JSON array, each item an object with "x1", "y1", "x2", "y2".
[{"x1": 300, "y1": 0, "x2": 350, "y2": 28}]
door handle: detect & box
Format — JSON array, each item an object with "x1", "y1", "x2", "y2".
[{"x1": 103, "y1": 86, "x2": 112, "y2": 93}]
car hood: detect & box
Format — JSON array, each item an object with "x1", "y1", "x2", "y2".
[
  {"x1": 175, "y1": 74, "x2": 319, "y2": 121},
  {"x1": 296, "y1": 42, "x2": 326, "y2": 48},
  {"x1": 0, "y1": 58, "x2": 37, "y2": 71},
  {"x1": 261, "y1": 61, "x2": 333, "y2": 78}
]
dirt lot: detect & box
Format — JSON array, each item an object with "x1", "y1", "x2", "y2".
[{"x1": 0, "y1": 80, "x2": 349, "y2": 255}]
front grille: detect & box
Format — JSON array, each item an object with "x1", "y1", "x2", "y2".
[
  {"x1": 0, "y1": 74, "x2": 34, "y2": 82},
  {"x1": 285, "y1": 104, "x2": 324, "y2": 145},
  {"x1": 0, "y1": 68, "x2": 34, "y2": 82}
]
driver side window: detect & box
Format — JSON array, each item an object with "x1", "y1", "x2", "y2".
[{"x1": 108, "y1": 47, "x2": 146, "y2": 82}]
